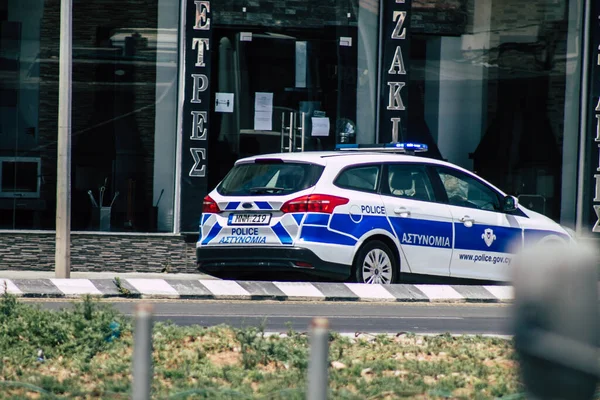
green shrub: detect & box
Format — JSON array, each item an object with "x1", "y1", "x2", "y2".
[{"x1": 0, "y1": 291, "x2": 129, "y2": 363}]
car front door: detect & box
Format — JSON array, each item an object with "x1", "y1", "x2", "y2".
[
  {"x1": 380, "y1": 163, "x2": 454, "y2": 277},
  {"x1": 432, "y1": 166, "x2": 523, "y2": 281}
]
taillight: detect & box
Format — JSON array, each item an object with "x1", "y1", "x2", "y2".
[
  {"x1": 202, "y1": 195, "x2": 220, "y2": 213},
  {"x1": 281, "y1": 194, "x2": 349, "y2": 214}
]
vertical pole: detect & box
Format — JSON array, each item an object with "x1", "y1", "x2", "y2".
[
  {"x1": 281, "y1": 112, "x2": 286, "y2": 152},
  {"x1": 576, "y1": 0, "x2": 591, "y2": 235},
  {"x1": 300, "y1": 112, "x2": 306, "y2": 152},
  {"x1": 289, "y1": 112, "x2": 294, "y2": 152},
  {"x1": 307, "y1": 317, "x2": 329, "y2": 400},
  {"x1": 55, "y1": 0, "x2": 72, "y2": 278},
  {"x1": 132, "y1": 303, "x2": 154, "y2": 400}
]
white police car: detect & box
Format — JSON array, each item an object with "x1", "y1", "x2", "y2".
[{"x1": 196, "y1": 143, "x2": 574, "y2": 283}]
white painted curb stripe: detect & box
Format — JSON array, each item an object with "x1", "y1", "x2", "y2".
[
  {"x1": 273, "y1": 282, "x2": 325, "y2": 298},
  {"x1": 344, "y1": 283, "x2": 396, "y2": 300},
  {"x1": 50, "y1": 279, "x2": 102, "y2": 295},
  {"x1": 199, "y1": 280, "x2": 250, "y2": 297},
  {"x1": 126, "y1": 279, "x2": 179, "y2": 296},
  {"x1": 484, "y1": 285, "x2": 514, "y2": 300},
  {"x1": 414, "y1": 284, "x2": 464, "y2": 300},
  {"x1": 0, "y1": 279, "x2": 22, "y2": 295}
]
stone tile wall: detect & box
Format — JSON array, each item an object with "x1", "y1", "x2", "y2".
[{"x1": 0, "y1": 232, "x2": 199, "y2": 273}]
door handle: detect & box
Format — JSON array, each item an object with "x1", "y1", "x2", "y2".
[
  {"x1": 459, "y1": 215, "x2": 475, "y2": 227},
  {"x1": 394, "y1": 207, "x2": 411, "y2": 217}
]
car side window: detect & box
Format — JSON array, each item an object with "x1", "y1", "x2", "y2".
[
  {"x1": 334, "y1": 165, "x2": 380, "y2": 192},
  {"x1": 435, "y1": 167, "x2": 501, "y2": 211},
  {"x1": 383, "y1": 164, "x2": 435, "y2": 202}
]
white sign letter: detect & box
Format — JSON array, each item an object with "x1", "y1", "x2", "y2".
[
  {"x1": 388, "y1": 46, "x2": 406, "y2": 75},
  {"x1": 191, "y1": 74, "x2": 209, "y2": 103},
  {"x1": 391, "y1": 11, "x2": 407, "y2": 40},
  {"x1": 189, "y1": 148, "x2": 206, "y2": 177},
  {"x1": 593, "y1": 205, "x2": 600, "y2": 233},
  {"x1": 391, "y1": 117, "x2": 401, "y2": 142},
  {"x1": 194, "y1": 1, "x2": 211, "y2": 30},
  {"x1": 191, "y1": 111, "x2": 208, "y2": 140},
  {"x1": 192, "y1": 38, "x2": 209, "y2": 67},
  {"x1": 387, "y1": 82, "x2": 406, "y2": 110}
]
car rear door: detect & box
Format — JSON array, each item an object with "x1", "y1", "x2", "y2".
[
  {"x1": 379, "y1": 162, "x2": 454, "y2": 277},
  {"x1": 431, "y1": 166, "x2": 523, "y2": 281}
]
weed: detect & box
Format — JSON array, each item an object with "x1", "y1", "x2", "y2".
[
  {"x1": 113, "y1": 276, "x2": 133, "y2": 297},
  {"x1": 1, "y1": 283, "x2": 18, "y2": 318}
]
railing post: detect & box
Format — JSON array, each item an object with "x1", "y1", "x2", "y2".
[
  {"x1": 132, "y1": 303, "x2": 154, "y2": 400},
  {"x1": 307, "y1": 317, "x2": 329, "y2": 400}
]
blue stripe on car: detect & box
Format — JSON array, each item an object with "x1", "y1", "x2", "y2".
[
  {"x1": 329, "y1": 214, "x2": 394, "y2": 239},
  {"x1": 300, "y1": 226, "x2": 357, "y2": 246},
  {"x1": 201, "y1": 222, "x2": 223, "y2": 245},
  {"x1": 273, "y1": 222, "x2": 293, "y2": 245},
  {"x1": 304, "y1": 213, "x2": 330, "y2": 226},
  {"x1": 454, "y1": 223, "x2": 522, "y2": 253},
  {"x1": 388, "y1": 217, "x2": 453, "y2": 248},
  {"x1": 291, "y1": 213, "x2": 304, "y2": 226},
  {"x1": 225, "y1": 202, "x2": 240, "y2": 210},
  {"x1": 255, "y1": 201, "x2": 273, "y2": 210}
]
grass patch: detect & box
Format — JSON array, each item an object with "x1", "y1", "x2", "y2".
[{"x1": 0, "y1": 289, "x2": 572, "y2": 399}]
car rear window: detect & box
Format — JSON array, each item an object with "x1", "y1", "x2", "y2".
[{"x1": 216, "y1": 161, "x2": 324, "y2": 196}]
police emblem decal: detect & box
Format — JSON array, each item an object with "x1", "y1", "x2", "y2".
[{"x1": 482, "y1": 228, "x2": 496, "y2": 247}]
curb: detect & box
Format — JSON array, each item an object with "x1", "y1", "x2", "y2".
[{"x1": 0, "y1": 278, "x2": 514, "y2": 303}]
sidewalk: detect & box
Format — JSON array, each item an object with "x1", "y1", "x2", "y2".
[
  {"x1": 0, "y1": 270, "x2": 216, "y2": 280},
  {"x1": 0, "y1": 270, "x2": 514, "y2": 303}
]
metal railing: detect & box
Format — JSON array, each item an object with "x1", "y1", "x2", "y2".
[{"x1": 131, "y1": 305, "x2": 331, "y2": 400}]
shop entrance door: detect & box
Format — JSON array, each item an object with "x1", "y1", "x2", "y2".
[{"x1": 208, "y1": 27, "x2": 357, "y2": 188}]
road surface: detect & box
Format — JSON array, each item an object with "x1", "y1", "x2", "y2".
[{"x1": 26, "y1": 299, "x2": 513, "y2": 335}]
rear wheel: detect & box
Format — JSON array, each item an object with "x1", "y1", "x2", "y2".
[{"x1": 353, "y1": 240, "x2": 398, "y2": 284}]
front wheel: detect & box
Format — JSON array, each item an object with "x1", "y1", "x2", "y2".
[{"x1": 353, "y1": 240, "x2": 398, "y2": 284}]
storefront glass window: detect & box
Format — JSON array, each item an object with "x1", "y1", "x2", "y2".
[
  {"x1": 411, "y1": 0, "x2": 582, "y2": 225},
  {"x1": 0, "y1": 0, "x2": 51, "y2": 229},
  {"x1": 206, "y1": 0, "x2": 379, "y2": 189},
  {"x1": 0, "y1": 0, "x2": 180, "y2": 232}
]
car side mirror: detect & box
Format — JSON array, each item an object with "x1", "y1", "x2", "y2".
[{"x1": 502, "y1": 195, "x2": 518, "y2": 212}]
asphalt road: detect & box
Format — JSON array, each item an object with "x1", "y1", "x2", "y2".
[{"x1": 26, "y1": 300, "x2": 513, "y2": 335}]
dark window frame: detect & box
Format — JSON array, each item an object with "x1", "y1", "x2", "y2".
[
  {"x1": 333, "y1": 163, "x2": 382, "y2": 194},
  {"x1": 429, "y1": 165, "x2": 527, "y2": 217},
  {"x1": 380, "y1": 162, "x2": 438, "y2": 204}
]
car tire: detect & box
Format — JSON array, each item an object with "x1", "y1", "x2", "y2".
[{"x1": 353, "y1": 240, "x2": 399, "y2": 284}]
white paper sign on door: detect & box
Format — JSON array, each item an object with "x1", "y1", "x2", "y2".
[
  {"x1": 254, "y1": 92, "x2": 273, "y2": 130},
  {"x1": 311, "y1": 117, "x2": 330, "y2": 137},
  {"x1": 254, "y1": 92, "x2": 273, "y2": 131},
  {"x1": 255, "y1": 92, "x2": 273, "y2": 112},
  {"x1": 254, "y1": 112, "x2": 272, "y2": 131}
]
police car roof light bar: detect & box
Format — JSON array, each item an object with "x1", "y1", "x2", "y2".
[{"x1": 335, "y1": 142, "x2": 428, "y2": 154}]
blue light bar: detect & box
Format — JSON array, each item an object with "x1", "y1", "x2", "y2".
[{"x1": 335, "y1": 142, "x2": 428, "y2": 153}]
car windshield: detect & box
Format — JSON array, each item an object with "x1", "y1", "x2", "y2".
[{"x1": 217, "y1": 161, "x2": 324, "y2": 196}]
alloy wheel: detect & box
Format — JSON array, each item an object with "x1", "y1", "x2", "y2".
[{"x1": 361, "y1": 248, "x2": 393, "y2": 284}]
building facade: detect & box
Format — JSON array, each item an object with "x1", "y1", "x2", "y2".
[{"x1": 0, "y1": 0, "x2": 597, "y2": 271}]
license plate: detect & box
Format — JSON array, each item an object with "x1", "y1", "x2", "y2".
[{"x1": 228, "y1": 213, "x2": 272, "y2": 225}]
